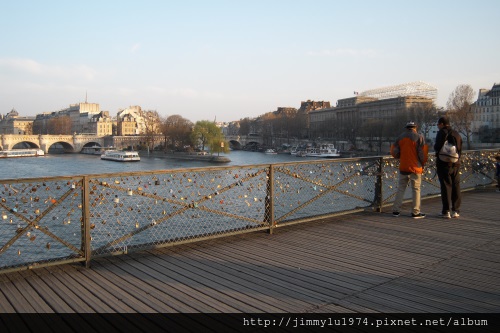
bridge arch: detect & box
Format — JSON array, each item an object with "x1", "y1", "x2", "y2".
[
  {"x1": 82, "y1": 141, "x2": 103, "y2": 148},
  {"x1": 225, "y1": 135, "x2": 264, "y2": 150},
  {"x1": 46, "y1": 141, "x2": 76, "y2": 153},
  {"x1": 9, "y1": 141, "x2": 41, "y2": 150},
  {"x1": 229, "y1": 140, "x2": 242, "y2": 150}
]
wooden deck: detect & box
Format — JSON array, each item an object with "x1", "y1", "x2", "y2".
[{"x1": 1, "y1": 188, "x2": 500, "y2": 316}]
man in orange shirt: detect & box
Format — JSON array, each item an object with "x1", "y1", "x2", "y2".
[{"x1": 391, "y1": 121, "x2": 428, "y2": 219}]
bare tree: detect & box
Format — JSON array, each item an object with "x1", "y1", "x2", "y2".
[
  {"x1": 337, "y1": 112, "x2": 362, "y2": 150},
  {"x1": 142, "y1": 110, "x2": 162, "y2": 150},
  {"x1": 408, "y1": 102, "x2": 440, "y2": 142},
  {"x1": 47, "y1": 116, "x2": 72, "y2": 135},
  {"x1": 446, "y1": 84, "x2": 476, "y2": 149},
  {"x1": 161, "y1": 115, "x2": 193, "y2": 151},
  {"x1": 259, "y1": 112, "x2": 278, "y2": 147},
  {"x1": 361, "y1": 119, "x2": 384, "y2": 153},
  {"x1": 238, "y1": 118, "x2": 252, "y2": 136}
]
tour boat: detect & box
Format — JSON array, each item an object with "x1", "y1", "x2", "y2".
[
  {"x1": 100, "y1": 150, "x2": 140, "y2": 162},
  {"x1": 304, "y1": 144, "x2": 340, "y2": 158},
  {"x1": 0, "y1": 149, "x2": 45, "y2": 158}
]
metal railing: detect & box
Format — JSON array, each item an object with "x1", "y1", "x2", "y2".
[{"x1": 1, "y1": 149, "x2": 498, "y2": 274}]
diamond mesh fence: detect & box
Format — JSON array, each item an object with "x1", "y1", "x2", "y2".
[
  {"x1": 1, "y1": 149, "x2": 498, "y2": 273},
  {"x1": 381, "y1": 150, "x2": 498, "y2": 205},
  {"x1": 0, "y1": 177, "x2": 85, "y2": 271},
  {"x1": 271, "y1": 159, "x2": 380, "y2": 225},
  {"x1": 88, "y1": 165, "x2": 271, "y2": 256}
]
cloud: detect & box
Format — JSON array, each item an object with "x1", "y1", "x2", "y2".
[
  {"x1": 131, "y1": 43, "x2": 141, "y2": 53},
  {"x1": 307, "y1": 48, "x2": 380, "y2": 58},
  {"x1": 0, "y1": 57, "x2": 98, "y2": 81},
  {"x1": 0, "y1": 58, "x2": 43, "y2": 74}
]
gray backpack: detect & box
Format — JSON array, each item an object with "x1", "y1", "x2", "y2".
[{"x1": 438, "y1": 132, "x2": 459, "y2": 163}]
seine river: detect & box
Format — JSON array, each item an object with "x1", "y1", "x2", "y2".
[{"x1": 0, "y1": 150, "x2": 302, "y2": 180}]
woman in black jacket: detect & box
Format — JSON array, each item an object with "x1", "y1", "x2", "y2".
[{"x1": 434, "y1": 116, "x2": 463, "y2": 219}]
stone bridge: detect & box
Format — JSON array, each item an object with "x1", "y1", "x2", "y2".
[
  {"x1": 226, "y1": 135, "x2": 263, "y2": 149},
  {"x1": 1, "y1": 134, "x2": 261, "y2": 152},
  {"x1": 0, "y1": 134, "x2": 162, "y2": 153}
]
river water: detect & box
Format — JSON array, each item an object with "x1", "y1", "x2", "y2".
[{"x1": 0, "y1": 151, "x2": 302, "y2": 180}]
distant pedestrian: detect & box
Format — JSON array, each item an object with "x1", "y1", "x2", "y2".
[
  {"x1": 495, "y1": 155, "x2": 500, "y2": 192},
  {"x1": 434, "y1": 116, "x2": 463, "y2": 218},
  {"x1": 391, "y1": 121, "x2": 428, "y2": 219}
]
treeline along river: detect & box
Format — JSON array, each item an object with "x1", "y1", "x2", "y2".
[{"x1": 0, "y1": 151, "x2": 301, "y2": 180}]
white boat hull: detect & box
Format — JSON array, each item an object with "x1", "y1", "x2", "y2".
[
  {"x1": 304, "y1": 144, "x2": 340, "y2": 158},
  {"x1": 101, "y1": 150, "x2": 140, "y2": 162},
  {"x1": 0, "y1": 149, "x2": 45, "y2": 158}
]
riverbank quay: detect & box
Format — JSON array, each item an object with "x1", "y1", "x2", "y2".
[{"x1": 140, "y1": 150, "x2": 230, "y2": 163}]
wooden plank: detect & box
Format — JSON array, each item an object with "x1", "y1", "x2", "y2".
[
  {"x1": 141, "y1": 251, "x2": 290, "y2": 312},
  {"x1": 104, "y1": 254, "x2": 230, "y2": 313},
  {"x1": 387, "y1": 278, "x2": 497, "y2": 313},
  {"x1": 404, "y1": 275, "x2": 500, "y2": 311},
  {"x1": 100, "y1": 255, "x2": 241, "y2": 313},
  {"x1": 7, "y1": 272, "x2": 54, "y2": 313},
  {"x1": 248, "y1": 229, "x2": 434, "y2": 274},
  {"x1": 76, "y1": 264, "x2": 157, "y2": 313},
  {"x1": 180, "y1": 244, "x2": 334, "y2": 307},
  {"x1": 0, "y1": 287, "x2": 16, "y2": 312},
  {"x1": 197, "y1": 238, "x2": 379, "y2": 293},
  {"x1": 0, "y1": 279, "x2": 36, "y2": 312},
  {"x1": 30, "y1": 267, "x2": 102, "y2": 312},
  {"x1": 90, "y1": 260, "x2": 179, "y2": 313},
  {"x1": 223, "y1": 230, "x2": 431, "y2": 288}
]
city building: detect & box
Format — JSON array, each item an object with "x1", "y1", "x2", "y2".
[
  {"x1": 358, "y1": 81, "x2": 437, "y2": 102},
  {"x1": 116, "y1": 106, "x2": 146, "y2": 136},
  {"x1": 32, "y1": 102, "x2": 109, "y2": 135},
  {"x1": 309, "y1": 82, "x2": 436, "y2": 146},
  {"x1": 297, "y1": 100, "x2": 331, "y2": 138},
  {"x1": 472, "y1": 83, "x2": 500, "y2": 143},
  {"x1": 0, "y1": 109, "x2": 35, "y2": 134},
  {"x1": 87, "y1": 111, "x2": 114, "y2": 136}
]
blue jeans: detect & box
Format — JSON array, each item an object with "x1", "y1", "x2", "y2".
[{"x1": 392, "y1": 172, "x2": 422, "y2": 215}]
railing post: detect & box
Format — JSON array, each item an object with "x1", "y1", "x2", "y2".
[
  {"x1": 82, "y1": 176, "x2": 92, "y2": 268},
  {"x1": 374, "y1": 157, "x2": 383, "y2": 212},
  {"x1": 265, "y1": 165, "x2": 275, "y2": 234}
]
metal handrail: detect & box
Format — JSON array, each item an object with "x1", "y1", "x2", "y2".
[{"x1": 1, "y1": 149, "x2": 498, "y2": 274}]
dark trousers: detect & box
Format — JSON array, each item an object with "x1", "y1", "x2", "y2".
[{"x1": 437, "y1": 164, "x2": 461, "y2": 213}]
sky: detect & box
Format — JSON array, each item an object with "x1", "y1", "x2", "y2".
[{"x1": 1, "y1": 0, "x2": 499, "y2": 123}]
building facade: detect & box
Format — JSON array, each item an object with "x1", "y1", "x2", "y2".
[
  {"x1": 32, "y1": 102, "x2": 111, "y2": 135},
  {"x1": 116, "y1": 106, "x2": 146, "y2": 136},
  {"x1": 473, "y1": 83, "x2": 500, "y2": 143},
  {"x1": 309, "y1": 83, "x2": 436, "y2": 146},
  {"x1": 88, "y1": 111, "x2": 114, "y2": 136},
  {"x1": 0, "y1": 109, "x2": 35, "y2": 135}
]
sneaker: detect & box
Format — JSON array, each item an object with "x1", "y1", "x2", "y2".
[
  {"x1": 439, "y1": 212, "x2": 451, "y2": 219},
  {"x1": 393, "y1": 212, "x2": 400, "y2": 217},
  {"x1": 411, "y1": 213, "x2": 426, "y2": 219},
  {"x1": 451, "y1": 211, "x2": 460, "y2": 218}
]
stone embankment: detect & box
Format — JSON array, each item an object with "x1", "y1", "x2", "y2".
[{"x1": 140, "y1": 151, "x2": 230, "y2": 163}]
